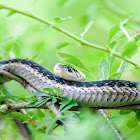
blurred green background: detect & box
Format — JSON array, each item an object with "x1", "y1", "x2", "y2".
[{"x1": 0, "y1": 0, "x2": 140, "y2": 139}]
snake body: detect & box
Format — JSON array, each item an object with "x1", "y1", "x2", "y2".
[{"x1": 0, "y1": 59, "x2": 140, "y2": 107}]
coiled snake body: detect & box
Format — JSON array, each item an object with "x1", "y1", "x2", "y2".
[{"x1": 0, "y1": 59, "x2": 140, "y2": 107}]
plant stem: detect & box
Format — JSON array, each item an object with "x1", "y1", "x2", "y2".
[
  {"x1": 0, "y1": 4, "x2": 139, "y2": 68},
  {"x1": 120, "y1": 22, "x2": 132, "y2": 41}
]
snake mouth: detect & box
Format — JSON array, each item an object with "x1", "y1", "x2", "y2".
[
  {"x1": 53, "y1": 64, "x2": 64, "y2": 79},
  {"x1": 54, "y1": 64, "x2": 61, "y2": 72}
]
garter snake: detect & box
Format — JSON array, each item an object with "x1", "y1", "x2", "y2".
[
  {"x1": 54, "y1": 63, "x2": 86, "y2": 82},
  {"x1": 0, "y1": 59, "x2": 140, "y2": 107}
]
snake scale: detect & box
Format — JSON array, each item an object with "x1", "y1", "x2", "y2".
[{"x1": 0, "y1": 59, "x2": 140, "y2": 107}]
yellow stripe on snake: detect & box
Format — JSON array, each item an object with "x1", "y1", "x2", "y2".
[{"x1": 0, "y1": 59, "x2": 140, "y2": 107}]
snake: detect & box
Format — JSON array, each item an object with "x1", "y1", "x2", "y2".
[{"x1": 0, "y1": 58, "x2": 140, "y2": 107}]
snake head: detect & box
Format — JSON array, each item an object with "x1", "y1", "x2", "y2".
[{"x1": 53, "y1": 63, "x2": 86, "y2": 82}]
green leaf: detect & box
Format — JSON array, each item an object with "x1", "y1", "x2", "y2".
[
  {"x1": 109, "y1": 71, "x2": 124, "y2": 79},
  {"x1": 59, "y1": 96, "x2": 73, "y2": 111},
  {"x1": 37, "y1": 109, "x2": 45, "y2": 118},
  {"x1": 109, "y1": 41, "x2": 116, "y2": 48},
  {"x1": 43, "y1": 88, "x2": 55, "y2": 95},
  {"x1": 54, "y1": 87, "x2": 61, "y2": 96},
  {"x1": 33, "y1": 92, "x2": 49, "y2": 97},
  {"x1": 26, "y1": 101, "x2": 39, "y2": 107},
  {"x1": 99, "y1": 58, "x2": 109, "y2": 80},
  {"x1": 59, "y1": 117, "x2": 68, "y2": 122},
  {"x1": 61, "y1": 100, "x2": 78, "y2": 113},
  {"x1": 7, "y1": 11, "x2": 16, "y2": 16},
  {"x1": 80, "y1": 20, "x2": 94, "y2": 39},
  {"x1": 26, "y1": 98, "x2": 47, "y2": 107},
  {"x1": 135, "y1": 34, "x2": 140, "y2": 42},
  {"x1": 44, "y1": 116, "x2": 52, "y2": 120},
  {"x1": 36, "y1": 99, "x2": 50, "y2": 108},
  {"x1": 31, "y1": 52, "x2": 40, "y2": 60},
  {"x1": 57, "y1": 42, "x2": 70, "y2": 50},
  {"x1": 134, "y1": 110, "x2": 140, "y2": 121},
  {"x1": 6, "y1": 112, "x2": 30, "y2": 120},
  {"x1": 52, "y1": 97, "x2": 57, "y2": 103},
  {"x1": 57, "y1": 52, "x2": 94, "y2": 77},
  {"x1": 108, "y1": 25, "x2": 120, "y2": 44},
  {"x1": 0, "y1": 95, "x2": 19, "y2": 101},
  {"x1": 36, "y1": 122, "x2": 49, "y2": 130},
  {"x1": 127, "y1": 115, "x2": 138, "y2": 128},
  {"x1": 1, "y1": 85, "x2": 12, "y2": 96},
  {"x1": 54, "y1": 16, "x2": 71, "y2": 23},
  {"x1": 119, "y1": 110, "x2": 132, "y2": 115},
  {"x1": 12, "y1": 42, "x2": 20, "y2": 58},
  {"x1": 45, "y1": 117, "x2": 57, "y2": 134},
  {"x1": 115, "y1": 61, "x2": 128, "y2": 80},
  {"x1": 108, "y1": 24, "x2": 124, "y2": 48},
  {"x1": 110, "y1": 116, "x2": 126, "y2": 123},
  {"x1": 122, "y1": 41, "x2": 138, "y2": 57}
]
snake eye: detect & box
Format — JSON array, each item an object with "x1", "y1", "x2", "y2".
[{"x1": 68, "y1": 68, "x2": 72, "y2": 72}]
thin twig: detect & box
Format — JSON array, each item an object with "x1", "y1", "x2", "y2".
[
  {"x1": 98, "y1": 109, "x2": 125, "y2": 140},
  {"x1": 0, "y1": 4, "x2": 139, "y2": 68},
  {"x1": 119, "y1": 22, "x2": 132, "y2": 41}
]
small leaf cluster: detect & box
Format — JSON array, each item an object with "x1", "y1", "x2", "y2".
[
  {"x1": 27, "y1": 87, "x2": 78, "y2": 112},
  {"x1": 26, "y1": 87, "x2": 78, "y2": 134}
]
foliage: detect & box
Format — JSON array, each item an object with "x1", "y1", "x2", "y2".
[{"x1": 0, "y1": 0, "x2": 140, "y2": 140}]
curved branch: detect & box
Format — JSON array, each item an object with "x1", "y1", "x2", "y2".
[
  {"x1": 1, "y1": 102, "x2": 140, "y2": 111},
  {"x1": 0, "y1": 4, "x2": 139, "y2": 68}
]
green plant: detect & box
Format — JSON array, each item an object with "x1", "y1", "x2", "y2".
[{"x1": 0, "y1": 1, "x2": 140, "y2": 140}]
